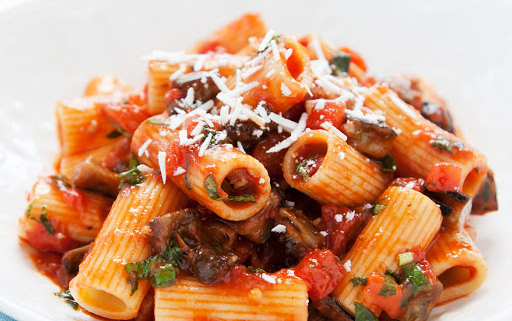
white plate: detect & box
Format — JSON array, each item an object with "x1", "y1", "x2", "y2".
[{"x1": 0, "y1": 0, "x2": 511, "y2": 320}]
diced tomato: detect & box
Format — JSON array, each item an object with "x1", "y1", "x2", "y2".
[
  {"x1": 100, "y1": 103, "x2": 150, "y2": 135},
  {"x1": 164, "y1": 88, "x2": 184, "y2": 106},
  {"x1": 306, "y1": 100, "x2": 346, "y2": 130},
  {"x1": 321, "y1": 204, "x2": 370, "y2": 257},
  {"x1": 23, "y1": 219, "x2": 77, "y2": 252},
  {"x1": 339, "y1": 47, "x2": 367, "y2": 71},
  {"x1": 390, "y1": 177, "x2": 426, "y2": 193},
  {"x1": 294, "y1": 249, "x2": 346, "y2": 301},
  {"x1": 426, "y1": 163, "x2": 463, "y2": 192},
  {"x1": 363, "y1": 273, "x2": 405, "y2": 319}
]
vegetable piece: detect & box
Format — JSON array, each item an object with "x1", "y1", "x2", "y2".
[
  {"x1": 354, "y1": 302, "x2": 378, "y2": 321},
  {"x1": 362, "y1": 273, "x2": 404, "y2": 318},
  {"x1": 173, "y1": 71, "x2": 220, "y2": 103},
  {"x1": 471, "y1": 171, "x2": 498, "y2": 214},
  {"x1": 73, "y1": 156, "x2": 120, "y2": 198},
  {"x1": 125, "y1": 240, "x2": 182, "y2": 294},
  {"x1": 378, "y1": 275, "x2": 397, "y2": 297},
  {"x1": 311, "y1": 296, "x2": 355, "y2": 321},
  {"x1": 425, "y1": 162, "x2": 463, "y2": 193},
  {"x1": 59, "y1": 244, "x2": 91, "y2": 288},
  {"x1": 294, "y1": 249, "x2": 346, "y2": 301},
  {"x1": 54, "y1": 289, "x2": 79, "y2": 310},
  {"x1": 204, "y1": 173, "x2": 256, "y2": 203},
  {"x1": 379, "y1": 153, "x2": 396, "y2": 173},
  {"x1": 429, "y1": 135, "x2": 463, "y2": 154},
  {"x1": 350, "y1": 277, "x2": 368, "y2": 287},
  {"x1": 397, "y1": 280, "x2": 442, "y2": 321},
  {"x1": 423, "y1": 190, "x2": 471, "y2": 229},
  {"x1": 398, "y1": 252, "x2": 414, "y2": 267},
  {"x1": 330, "y1": 52, "x2": 351, "y2": 76},
  {"x1": 402, "y1": 262, "x2": 431, "y2": 292},
  {"x1": 342, "y1": 117, "x2": 397, "y2": 159}
]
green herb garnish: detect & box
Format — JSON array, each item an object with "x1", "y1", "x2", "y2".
[
  {"x1": 118, "y1": 164, "x2": 145, "y2": 188},
  {"x1": 26, "y1": 205, "x2": 56, "y2": 235},
  {"x1": 330, "y1": 52, "x2": 351, "y2": 76},
  {"x1": 350, "y1": 276, "x2": 368, "y2": 287},
  {"x1": 354, "y1": 302, "x2": 378, "y2": 321},
  {"x1": 402, "y1": 262, "x2": 430, "y2": 292},
  {"x1": 108, "y1": 119, "x2": 132, "y2": 138},
  {"x1": 378, "y1": 275, "x2": 397, "y2": 297},
  {"x1": 385, "y1": 269, "x2": 403, "y2": 283},
  {"x1": 106, "y1": 130, "x2": 123, "y2": 139},
  {"x1": 54, "y1": 289, "x2": 78, "y2": 310},
  {"x1": 204, "y1": 173, "x2": 256, "y2": 203},
  {"x1": 147, "y1": 117, "x2": 166, "y2": 125},
  {"x1": 295, "y1": 156, "x2": 316, "y2": 181},
  {"x1": 430, "y1": 135, "x2": 463, "y2": 154},
  {"x1": 203, "y1": 125, "x2": 226, "y2": 148},
  {"x1": 125, "y1": 240, "x2": 182, "y2": 295},
  {"x1": 371, "y1": 197, "x2": 389, "y2": 216},
  {"x1": 247, "y1": 266, "x2": 266, "y2": 273},
  {"x1": 380, "y1": 153, "x2": 396, "y2": 173}
]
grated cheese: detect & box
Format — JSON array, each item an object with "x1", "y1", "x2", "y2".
[
  {"x1": 259, "y1": 177, "x2": 265, "y2": 184},
  {"x1": 390, "y1": 94, "x2": 417, "y2": 119},
  {"x1": 198, "y1": 133, "x2": 212, "y2": 157},
  {"x1": 271, "y1": 224, "x2": 287, "y2": 233},
  {"x1": 269, "y1": 112, "x2": 298, "y2": 132},
  {"x1": 258, "y1": 29, "x2": 276, "y2": 52},
  {"x1": 320, "y1": 122, "x2": 347, "y2": 141},
  {"x1": 137, "y1": 164, "x2": 153, "y2": 174},
  {"x1": 334, "y1": 214, "x2": 343, "y2": 222},
  {"x1": 343, "y1": 260, "x2": 352, "y2": 272},
  {"x1": 173, "y1": 167, "x2": 186, "y2": 176},
  {"x1": 138, "y1": 139, "x2": 152, "y2": 157},
  {"x1": 237, "y1": 141, "x2": 246, "y2": 153},
  {"x1": 266, "y1": 113, "x2": 308, "y2": 153},
  {"x1": 346, "y1": 210, "x2": 355, "y2": 221},
  {"x1": 285, "y1": 48, "x2": 293, "y2": 60},
  {"x1": 270, "y1": 39, "x2": 280, "y2": 61},
  {"x1": 320, "y1": 231, "x2": 328, "y2": 237},
  {"x1": 157, "y1": 151, "x2": 167, "y2": 184},
  {"x1": 169, "y1": 64, "x2": 187, "y2": 81}
]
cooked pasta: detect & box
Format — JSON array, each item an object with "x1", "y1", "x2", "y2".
[{"x1": 19, "y1": 12, "x2": 498, "y2": 321}]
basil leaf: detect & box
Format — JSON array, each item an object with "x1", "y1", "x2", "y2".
[
  {"x1": 54, "y1": 289, "x2": 79, "y2": 310},
  {"x1": 108, "y1": 119, "x2": 132, "y2": 138},
  {"x1": 378, "y1": 275, "x2": 397, "y2": 297},
  {"x1": 152, "y1": 263, "x2": 177, "y2": 287},
  {"x1": 403, "y1": 262, "x2": 431, "y2": 292},
  {"x1": 330, "y1": 52, "x2": 351, "y2": 76},
  {"x1": 25, "y1": 201, "x2": 34, "y2": 217},
  {"x1": 350, "y1": 276, "x2": 368, "y2": 287},
  {"x1": 204, "y1": 173, "x2": 256, "y2": 203},
  {"x1": 371, "y1": 196, "x2": 389, "y2": 216},
  {"x1": 430, "y1": 135, "x2": 464, "y2": 154},
  {"x1": 39, "y1": 208, "x2": 56, "y2": 235},
  {"x1": 106, "y1": 130, "x2": 123, "y2": 139},
  {"x1": 146, "y1": 117, "x2": 166, "y2": 125},
  {"x1": 354, "y1": 302, "x2": 378, "y2": 321},
  {"x1": 119, "y1": 167, "x2": 146, "y2": 188},
  {"x1": 385, "y1": 269, "x2": 403, "y2": 283},
  {"x1": 380, "y1": 153, "x2": 396, "y2": 173},
  {"x1": 295, "y1": 156, "x2": 316, "y2": 181},
  {"x1": 203, "y1": 125, "x2": 226, "y2": 148},
  {"x1": 247, "y1": 266, "x2": 266, "y2": 273}
]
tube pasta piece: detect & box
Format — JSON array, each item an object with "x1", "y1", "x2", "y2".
[
  {"x1": 192, "y1": 12, "x2": 267, "y2": 54},
  {"x1": 69, "y1": 174, "x2": 187, "y2": 320},
  {"x1": 332, "y1": 186, "x2": 442, "y2": 316},
  {"x1": 56, "y1": 96, "x2": 129, "y2": 156},
  {"x1": 426, "y1": 228, "x2": 487, "y2": 304},
  {"x1": 225, "y1": 36, "x2": 313, "y2": 114},
  {"x1": 131, "y1": 117, "x2": 271, "y2": 221},
  {"x1": 282, "y1": 129, "x2": 390, "y2": 207},
  {"x1": 84, "y1": 74, "x2": 132, "y2": 97},
  {"x1": 364, "y1": 85, "x2": 488, "y2": 197},
  {"x1": 19, "y1": 177, "x2": 112, "y2": 251},
  {"x1": 154, "y1": 276, "x2": 308, "y2": 321}
]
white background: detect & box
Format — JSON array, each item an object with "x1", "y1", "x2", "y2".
[{"x1": 0, "y1": 0, "x2": 511, "y2": 320}]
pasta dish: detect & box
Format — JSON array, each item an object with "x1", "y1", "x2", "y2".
[{"x1": 18, "y1": 13, "x2": 498, "y2": 321}]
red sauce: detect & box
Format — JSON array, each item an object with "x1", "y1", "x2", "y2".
[
  {"x1": 23, "y1": 217, "x2": 78, "y2": 252},
  {"x1": 23, "y1": 240, "x2": 65, "y2": 288},
  {"x1": 426, "y1": 163, "x2": 463, "y2": 193},
  {"x1": 251, "y1": 133, "x2": 289, "y2": 178}
]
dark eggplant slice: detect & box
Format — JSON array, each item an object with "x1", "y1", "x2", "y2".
[
  {"x1": 471, "y1": 171, "x2": 498, "y2": 214},
  {"x1": 423, "y1": 191, "x2": 471, "y2": 230},
  {"x1": 311, "y1": 296, "x2": 355, "y2": 321},
  {"x1": 173, "y1": 71, "x2": 219, "y2": 103},
  {"x1": 72, "y1": 156, "x2": 120, "y2": 198},
  {"x1": 59, "y1": 243, "x2": 91, "y2": 288},
  {"x1": 342, "y1": 116, "x2": 397, "y2": 159},
  {"x1": 274, "y1": 208, "x2": 326, "y2": 259},
  {"x1": 397, "y1": 280, "x2": 443, "y2": 321}
]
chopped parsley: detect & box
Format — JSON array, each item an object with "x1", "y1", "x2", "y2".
[
  {"x1": 295, "y1": 156, "x2": 316, "y2": 181},
  {"x1": 108, "y1": 119, "x2": 132, "y2": 138},
  {"x1": 204, "y1": 173, "x2": 256, "y2": 203},
  {"x1": 350, "y1": 276, "x2": 368, "y2": 287},
  {"x1": 380, "y1": 153, "x2": 396, "y2": 173},
  {"x1": 430, "y1": 135, "x2": 463, "y2": 154},
  {"x1": 118, "y1": 167, "x2": 145, "y2": 188},
  {"x1": 125, "y1": 240, "x2": 182, "y2": 295},
  {"x1": 26, "y1": 205, "x2": 55, "y2": 235},
  {"x1": 330, "y1": 52, "x2": 351, "y2": 76},
  {"x1": 371, "y1": 197, "x2": 389, "y2": 216},
  {"x1": 54, "y1": 289, "x2": 78, "y2": 310},
  {"x1": 402, "y1": 262, "x2": 431, "y2": 292},
  {"x1": 385, "y1": 269, "x2": 403, "y2": 283},
  {"x1": 377, "y1": 275, "x2": 397, "y2": 297},
  {"x1": 203, "y1": 125, "x2": 226, "y2": 148},
  {"x1": 354, "y1": 302, "x2": 378, "y2": 321}
]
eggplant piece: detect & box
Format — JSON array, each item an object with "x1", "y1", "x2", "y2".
[
  {"x1": 471, "y1": 171, "x2": 498, "y2": 214},
  {"x1": 146, "y1": 209, "x2": 202, "y2": 254},
  {"x1": 397, "y1": 280, "x2": 443, "y2": 321},
  {"x1": 235, "y1": 187, "x2": 282, "y2": 243},
  {"x1": 174, "y1": 71, "x2": 219, "y2": 103},
  {"x1": 423, "y1": 190, "x2": 471, "y2": 230},
  {"x1": 59, "y1": 243, "x2": 91, "y2": 288},
  {"x1": 202, "y1": 219, "x2": 238, "y2": 250},
  {"x1": 72, "y1": 156, "x2": 120, "y2": 198},
  {"x1": 342, "y1": 116, "x2": 397, "y2": 159},
  {"x1": 311, "y1": 296, "x2": 355, "y2": 321},
  {"x1": 188, "y1": 243, "x2": 238, "y2": 285},
  {"x1": 274, "y1": 208, "x2": 326, "y2": 259}
]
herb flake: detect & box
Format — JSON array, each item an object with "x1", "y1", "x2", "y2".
[
  {"x1": 108, "y1": 119, "x2": 132, "y2": 138},
  {"x1": 247, "y1": 266, "x2": 266, "y2": 273},
  {"x1": 354, "y1": 302, "x2": 378, "y2": 321},
  {"x1": 385, "y1": 269, "x2": 403, "y2": 283},
  {"x1": 295, "y1": 156, "x2": 317, "y2": 181},
  {"x1": 430, "y1": 135, "x2": 463, "y2": 154},
  {"x1": 330, "y1": 52, "x2": 351, "y2": 76},
  {"x1": 54, "y1": 289, "x2": 79, "y2": 310},
  {"x1": 204, "y1": 173, "x2": 256, "y2": 203},
  {"x1": 380, "y1": 153, "x2": 396, "y2": 173},
  {"x1": 119, "y1": 164, "x2": 145, "y2": 188},
  {"x1": 378, "y1": 275, "x2": 397, "y2": 297},
  {"x1": 350, "y1": 276, "x2": 368, "y2": 287},
  {"x1": 402, "y1": 262, "x2": 431, "y2": 292}
]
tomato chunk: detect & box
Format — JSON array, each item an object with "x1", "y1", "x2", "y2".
[
  {"x1": 100, "y1": 103, "x2": 150, "y2": 135},
  {"x1": 363, "y1": 273, "x2": 405, "y2": 318},
  {"x1": 294, "y1": 249, "x2": 346, "y2": 301},
  {"x1": 426, "y1": 162, "x2": 463, "y2": 192},
  {"x1": 306, "y1": 100, "x2": 346, "y2": 130}
]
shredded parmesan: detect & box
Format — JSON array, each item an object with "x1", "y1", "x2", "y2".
[
  {"x1": 280, "y1": 83, "x2": 292, "y2": 96},
  {"x1": 198, "y1": 133, "x2": 212, "y2": 157},
  {"x1": 258, "y1": 29, "x2": 276, "y2": 52},
  {"x1": 334, "y1": 214, "x2": 343, "y2": 222},
  {"x1": 320, "y1": 122, "x2": 347, "y2": 141},
  {"x1": 390, "y1": 94, "x2": 417, "y2": 119},
  {"x1": 237, "y1": 141, "x2": 246, "y2": 153},
  {"x1": 137, "y1": 164, "x2": 153, "y2": 174},
  {"x1": 269, "y1": 112, "x2": 298, "y2": 132},
  {"x1": 320, "y1": 231, "x2": 328, "y2": 236},
  {"x1": 259, "y1": 177, "x2": 265, "y2": 184},
  {"x1": 270, "y1": 39, "x2": 280, "y2": 61},
  {"x1": 346, "y1": 211, "x2": 355, "y2": 221},
  {"x1": 157, "y1": 151, "x2": 167, "y2": 184},
  {"x1": 343, "y1": 260, "x2": 352, "y2": 272},
  {"x1": 173, "y1": 167, "x2": 186, "y2": 176},
  {"x1": 271, "y1": 224, "x2": 287, "y2": 233},
  {"x1": 266, "y1": 113, "x2": 308, "y2": 153},
  {"x1": 138, "y1": 139, "x2": 152, "y2": 157}
]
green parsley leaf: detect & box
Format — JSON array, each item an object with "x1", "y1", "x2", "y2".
[
  {"x1": 371, "y1": 196, "x2": 389, "y2": 216},
  {"x1": 380, "y1": 153, "x2": 396, "y2": 173},
  {"x1": 247, "y1": 266, "x2": 266, "y2": 273},
  {"x1": 354, "y1": 302, "x2": 378, "y2": 321},
  {"x1": 204, "y1": 173, "x2": 256, "y2": 203},
  {"x1": 384, "y1": 269, "x2": 403, "y2": 283},
  {"x1": 25, "y1": 201, "x2": 34, "y2": 217},
  {"x1": 295, "y1": 156, "x2": 317, "y2": 181},
  {"x1": 203, "y1": 125, "x2": 227, "y2": 148},
  {"x1": 402, "y1": 262, "x2": 431, "y2": 292},
  {"x1": 54, "y1": 289, "x2": 79, "y2": 310},
  {"x1": 39, "y1": 206, "x2": 55, "y2": 235},
  {"x1": 330, "y1": 52, "x2": 351, "y2": 76},
  {"x1": 350, "y1": 276, "x2": 368, "y2": 287},
  {"x1": 378, "y1": 275, "x2": 397, "y2": 297},
  {"x1": 118, "y1": 167, "x2": 146, "y2": 188},
  {"x1": 430, "y1": 135, "x2": 464, "y2": 154}
]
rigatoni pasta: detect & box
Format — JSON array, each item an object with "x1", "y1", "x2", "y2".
[{"x1": 19, "y1": 12, "x2": 498, "y2": 321}]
